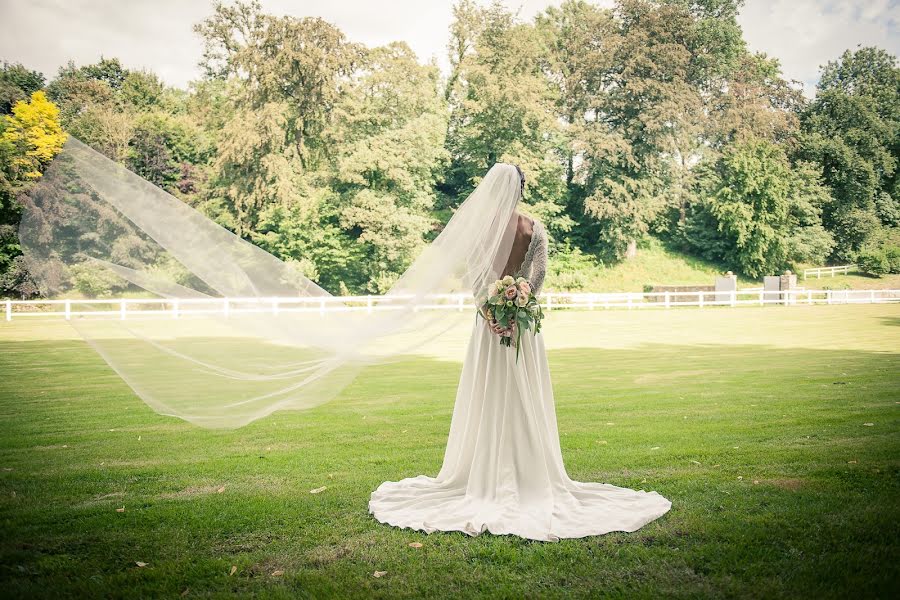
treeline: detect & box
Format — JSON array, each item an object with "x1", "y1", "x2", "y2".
[{"x1": 1, "y1": 0, "x2": 898, "y2": 298}]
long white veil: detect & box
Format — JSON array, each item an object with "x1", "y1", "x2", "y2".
[{"x1": 18, "y1": 137, "x2": 523, "y2": 428}]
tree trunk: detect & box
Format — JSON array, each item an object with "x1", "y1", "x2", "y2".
[{"x1": 625, "y1": 239, "x2": 637, "y2": 259}]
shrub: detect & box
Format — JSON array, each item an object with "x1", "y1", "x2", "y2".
[
  {"x1": 69, "y1": 263, "x2": 123, "y2": 297},
  {"x1": 552, "y1": 270, "x2": 587, "y2": 292},
  {"x1": 548, "y1": 242, "x2": 595, "y2": 292},
  {"x1": 885, "y1": 246, "x2": 900, "y2": 274},
  {"x1": 857, "y1": 249, "x2": 890, "y2": 277}
]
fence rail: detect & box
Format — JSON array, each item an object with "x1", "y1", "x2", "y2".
[
  {"x1": 803, "y1": 265, "x2": 854, "y2": 279},
  {"x1": 4, "y1": 289, "x2": 900, "y2": 321}
]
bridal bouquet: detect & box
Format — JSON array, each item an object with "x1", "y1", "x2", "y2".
[{"x1": 476, "y1": 275, "x2": 545, "y2": 362}]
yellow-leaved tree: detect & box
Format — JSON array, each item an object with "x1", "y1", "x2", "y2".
[{"x1": 2, "y1": 90, "x2": 67, "y2": 179}]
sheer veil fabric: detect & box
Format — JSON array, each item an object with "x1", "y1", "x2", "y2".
[
  {"x1": 368, "y1": 220, "x2": 673, "y2": 542},
  {"x1": 19, "y1": 137, "x2": 523, "y2": 428}
]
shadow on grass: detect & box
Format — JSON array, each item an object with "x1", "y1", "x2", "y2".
[{"x1": 0, "y1": 337, "x2": 898, "y2": 599}]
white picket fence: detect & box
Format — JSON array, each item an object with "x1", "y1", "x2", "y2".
[
  {"x1": 4, "y1": 289, "x2": 900, "y2": 321},
  {"x1": 803, "y1": 265, "x2": 854, "y2": 279}
]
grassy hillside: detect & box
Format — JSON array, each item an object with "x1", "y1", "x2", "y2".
[
  {"x1": 546, "y1": 238, "x2": 753, "y2": 293},
  {"x1": 545, "y1": 237, "x2": 900, "y2": 293}
]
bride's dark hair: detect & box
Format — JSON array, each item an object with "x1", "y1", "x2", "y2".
[{"x1": 513, "y1": 164, "x2": 525, "y2": 199}]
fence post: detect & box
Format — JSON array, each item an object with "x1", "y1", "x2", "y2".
[
  {"x1": 870, "y1": 290, "x2": 876, "y2": 304},
  {"x1": 5, "y1": 300, "x2": 10, "y2": 322},
  {"x1": 271, "y1": 298, "x2": 279, "y2": 316},
  {"x1": 223, "y1": 299, "x2": 230, "y2": 318},
  {"x1": 664, "y1": 291, "x2": 670, "y2": 309},
  {"x1": 627, "y1": 294, "x2": 633, "y2": 310},
  {"x1": 65, "y1": 299, "x2": 71, "y2": 320},
  {"x1": 807, "y1": 290, "x2": 813, "y2": 305},
  {"x1": 173, "y1": 299, "x2": 180, "y2": 319},
  {"x1": 546, "y1": 293, "x2": 552, "y2": 311},
  {"x1": 827, "y1": 290, "x2": 832, "y2": 305},
  {"x1": 319, "y1": 298, "x2": 325, "y2": 316},
  {"x1": 120, "y1": 300, "x2": 126, "y2": 320},
  {"x1": 698, "y1": 291, "x2": 704, "y2": 308},
  {"x1": 367, "y1": 295, "x2": 374, "y2": 314},
  {"x1": 758, "y1": 291, "x2": 764, "y2": 306},
  {"x1": 731, "y1": 290, "x2": 736, "y2": 307}
]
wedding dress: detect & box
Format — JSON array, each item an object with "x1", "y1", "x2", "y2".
[{"x1": 369, "y1": 218, "x2": 673, "y2": 542}]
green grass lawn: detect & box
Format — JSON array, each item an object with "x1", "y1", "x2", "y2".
[{"x1": 0, "y1": 305, "x2": 898, "y2": 598}]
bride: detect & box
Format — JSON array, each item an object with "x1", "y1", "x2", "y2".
[
  {"x1": 369, "y1": 164, "x2": 672, "y2": 542},
  {"x1": 20, "y1": 142, "x2": 671, "y2": 541}
]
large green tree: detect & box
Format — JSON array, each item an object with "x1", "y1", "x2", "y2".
[
  {"x1": 196, "y1": 0, "x2": 361, "y2": 235},
  {"x1": 256, "y1": 42, "x2": 450, "y2": 293},
  {"x1": 684, "y1": 137, "x2": 833, "y2": 277},
  {"x1": 444, "y1": 1, "x2": 569, "y2": 243},
  {"x1": 330, "y1": 42, "x2": 449, "y2": 292},
  {"x1": 800, "y1": 47, "x2": 900, "y2": 261}
]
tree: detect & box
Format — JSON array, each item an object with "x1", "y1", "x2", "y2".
[
  {"x1": 329, "y1": 42, "x2": 449, "y2": 291},
  {"x1": 784, "y1": 161, "x2": 835, "y2": 266},
  {"x1": 2, "y1": 91, "x2": 67, "y2": 180},
  {"x1": 0, "y1": 92, "x2": 66, "y2": 297},
  {"x1": 196, "y1": 0, "x2": 361, "y2": 235},
  {"x1": 536, "y1": 0, "x2": 615, "y2": 187},
  {"x1": 0, "y1": 62, "x2": 45, "y2": 114},
  {"x1": 800, "y1": 47, "x2": 900, "y2": 261},
  {"x1": 444, "y1": 0, "x2": 569, "y2": 248},
  {"x1": 444, "y1": 2, "x2": 560, "y2": 192},
  {"x1": 685, "y1": 137, "x2": 832, "y2": 277},
  {"x1": 563, "y1": 0, "x2": 747, "y2": 257},
  {"x1": 128, "y1": 111, "x2": 212, "y2": 192}
]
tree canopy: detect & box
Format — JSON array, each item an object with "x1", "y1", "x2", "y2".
[{"x1": 0, "y1": 0, "x2": 897, "y2": 298}]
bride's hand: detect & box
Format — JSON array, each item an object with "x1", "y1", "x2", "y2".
[{"x1": 488, "y1": 319, "x2": 505, "y2": 335}]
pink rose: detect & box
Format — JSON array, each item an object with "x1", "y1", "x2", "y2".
[
  {"x1": 518, "y1": 281, "x2": 531, "y2": 296},
  {"x1": 504, "y1": 285, "x2": 517, "y2": 299}
]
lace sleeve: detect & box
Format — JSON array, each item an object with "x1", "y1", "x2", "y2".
[{"x1": 530, "y1": 223, "x2": 548, "y2": 296}]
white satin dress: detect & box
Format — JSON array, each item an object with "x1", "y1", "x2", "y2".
[{"x1": 368, "y1": 220, "x2": 672, "y2": 541}]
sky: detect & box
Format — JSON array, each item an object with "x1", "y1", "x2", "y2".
[{"x1": 0, "y1": 0, "x2": 898, "y2": 97}]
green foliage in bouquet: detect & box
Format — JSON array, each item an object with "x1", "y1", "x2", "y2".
[{"x1": 476, "y1": 275, "x2": 545, "y2": 363}]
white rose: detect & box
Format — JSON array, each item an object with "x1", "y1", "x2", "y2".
[
  {"x1": 515, "y1": 293, "x2": 528, "y2": 307},
  {"x1": 501, "y1": 275, "x2": 515, "y2": 286}
]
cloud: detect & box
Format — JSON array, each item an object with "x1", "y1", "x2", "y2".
[{"x1": 737, "y1": 0, "x2": 900, "y2": 96}]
